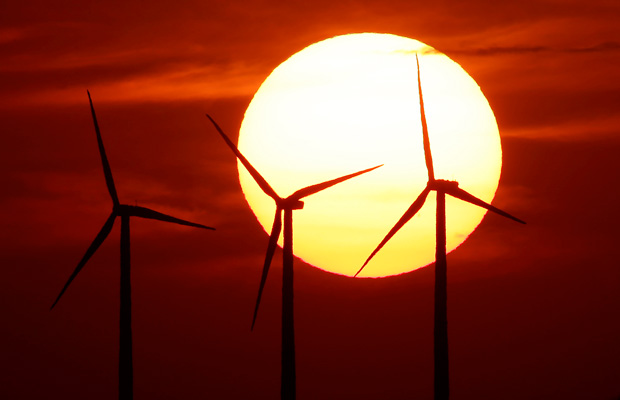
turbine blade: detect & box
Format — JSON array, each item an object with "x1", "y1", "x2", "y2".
[
  {"x1": 416, "y1": 55, "x2": 435, "y2": 182},
  {"x1": 354, "y1": 187, "x2": 430, "y2": 277},
  {"x1": 87, "y1": 91, "x2": 119, "y2": 206},
  {"x1": 445, "y1": 186, "x2": 526, "y2": 224},
  {"x1": 251, "y1": 209, "x2": 282, "y2": 330},
  {"x1": 291, "y1": 165, "x2": 383, "y2": 200},
  {"x1": 206, "y1": 115, "x2": 280, "y2": 201},
  {"x1": 51, "y1": 212, "x2": 116, "y2": 309},
  {"x1": 129, "y1": 206, "x2": 216, "y2": 229}
]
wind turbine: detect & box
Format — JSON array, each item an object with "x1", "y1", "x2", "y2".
[
  {"x1": 354, "y1": 55, "x2": 525, "y2": 400},
  {"x1": 207, "y1": 115, "x2": 381, "y2": 400},
  {"x1": 51, "y1": 91, "x2": 215, "y2": 400}
]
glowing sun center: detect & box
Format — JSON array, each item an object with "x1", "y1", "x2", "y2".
[{"x1": 238, "y1": 33, "x2": 502, "y2": 278}]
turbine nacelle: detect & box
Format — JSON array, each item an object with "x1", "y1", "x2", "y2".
[
  {"x1": 428, "y1": 179, "x2": 459, "y2": 192},
  {"x1": 280, "y1": 198, "x2": 304, "y2": 210}
]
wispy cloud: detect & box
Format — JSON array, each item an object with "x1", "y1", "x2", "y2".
[
  {"x1": 0, "y1": 61, "x2": 267, "y2": 107},
  {"x1": 441, "y1": 42, "x2": 620, "y2": 56},
  {"x1": 0, "y1": 27, "x2": 31, "y2": 44},
  {"x1": 502, "y1": 114, "x2": 620, "y2": 140}
]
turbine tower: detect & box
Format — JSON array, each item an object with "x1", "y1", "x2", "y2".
[
  {"x1": 354, "y1": 55, "x2": 525, "y2": 400},
  {"x1": 207, "y1": 115, "x2": 381, "y2": 400},
  {"x1": 51, "y1": 91, "x2": 215, "y2": 400}
]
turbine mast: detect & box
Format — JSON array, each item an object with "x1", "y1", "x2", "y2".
[
  {"x1": 281, "y1": 208, "x2": 296, "y2": 400},
  {"x1": 434, "y1": 190, "x2": 449, "y2": 400},
  {"x1": 119, "y1": 215, "x2": 133, "y2": 400}
]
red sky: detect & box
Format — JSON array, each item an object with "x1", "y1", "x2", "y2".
[{"x1": 1, "y1": 1, "x2": 619, "y2": 399}]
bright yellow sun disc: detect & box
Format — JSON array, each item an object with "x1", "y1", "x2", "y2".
[{"x1": 238, "y1": 33, "x2": 502, "y2": 278}]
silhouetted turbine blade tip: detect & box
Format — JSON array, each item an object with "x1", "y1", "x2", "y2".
[
  {"x1": 291, "y1": 164, "x2": 383, "y2": 200},
  {"x1": 50, "y1": 212, "x2": 116, "y2": 309},
  {"x1": 355, "y1": 187, "x2": 430, "y2": 277},
  {"x1": 130, "y1": 206, "x2": 215, "y2": 229},
  {"x1": 251, "y1": 210, "x2": 282, "y2": 330},
  {"x1": 88, "y1": 92, "x2": 119, "y2": 206},
  {"x1": 416, "y1": 56, "x2": 435, "y2": 182},
  {"x1": 354, "y1": 256, "x2": 374, "y2": 278},
  {"x1": 446, "y1": 187, "x2": 526, "y2": 224},
  {"x1": 206, "y1": 115, "x2": 280, "y2": 201}
]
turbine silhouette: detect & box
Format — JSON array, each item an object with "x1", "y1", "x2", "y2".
[
  {"x1": 207, "y1": 115, "x2": 381, "y2": 400},
  {"x1": 354, "y1": 55, "x2": 525, "y2": 400},
  {"x1": 51, "y1": 91, "x2": 215, "y2": 400}
]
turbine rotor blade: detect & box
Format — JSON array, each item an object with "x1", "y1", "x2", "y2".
[
  {"x1": 129, "y1": 206, "x2": 216, "y2": 230},
  {"x1": 87, "y1": 91, "x2": 119, "y2": 206},
  {"x1": 445, "y1": 186, "x2": 526, "y2": 224},
  {"x1": 416, "y1": 55, "x2": 435, "y2": 182},
  {"x1": 206, "y1": 115, "x2": 280, "y2": 201},
  {"x1": 51, "y1": 212, "x2": 116, "y2": 309},
  {"x1": 290, "y1": 165, "x2": 383, "y2": 200},
  {"x1": 251, "y1": 208, "x2": 283, "y2": 330},
  {"x1": 354, "y1": 187, "x2": 431, "y2": 277}
]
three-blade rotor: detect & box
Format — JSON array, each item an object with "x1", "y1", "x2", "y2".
[
  {"x1": 207, "y1": 115, "x2": 381, "y2": 327},
  {"x1": 355, "y1": 54, "x2": 524, "y2": 277},
  {"x1": 51, "y1": 92, "x2": 214, "y2": 309}
]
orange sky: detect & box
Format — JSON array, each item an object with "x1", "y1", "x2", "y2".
[{"x1": 1, "y1": 1, "x2": 619, "y2": 399}]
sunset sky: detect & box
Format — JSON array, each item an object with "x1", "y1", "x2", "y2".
[{"x1": 1, "y1": 1, "x2": 619, "y2": 399}]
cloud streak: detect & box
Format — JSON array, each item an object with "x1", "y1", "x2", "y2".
[{"x1": 440, "y1": 41, "x2": 620, "y2": 56}]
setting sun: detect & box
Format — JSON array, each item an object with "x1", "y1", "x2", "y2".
[{"x1": 237, "y1": 33, "x2": 502, "y2": 278}]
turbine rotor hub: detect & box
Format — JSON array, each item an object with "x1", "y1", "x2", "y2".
[
  {"x1": 429, "y1": 179, "x2": 459, "y2": 192},
  {"x1": 281, "y1": 198, "x2": 304, "y2": 210}
]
